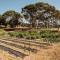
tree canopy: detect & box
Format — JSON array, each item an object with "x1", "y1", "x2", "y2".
[
  {"x1": 22, "y1": 2, "x2": 60, "y2": 28},
  {"x1": 0, "y1": 2, "x2": 60, "y2": 28}
]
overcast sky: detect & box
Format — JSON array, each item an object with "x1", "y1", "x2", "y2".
[{"x1": 0, "y1": 0, "x2": 60, "y2": 14}]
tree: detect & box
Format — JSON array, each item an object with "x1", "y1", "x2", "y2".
[
  {"x1": 22, "y1": 2, "x2": 56, "y2": 28},
  {"x1": 2, "y1": 10, "x2": 22, "y2": 28},
  {"x1": 0, "y1": 15, "x2": 6, "y2": 27}
]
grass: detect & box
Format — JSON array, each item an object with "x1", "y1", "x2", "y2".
[
  {"x1": 0, "y1": 29, "x2": 8, "y2": 36},
  {"x1": 7, "y1": 30, "x2": 60, "y2": 43},
  {"x1": 0, "y1": 37, "x2": 60, "y2": 60},
  {"x1": 40, "y1": 30, "x2": 60, "y2": 43},
  {"x1": 0, "y1": 29, "x2": 60, "y2": 43},
  {"x1": 0, "y1": 29, "x2": 60, "y2": 60}
]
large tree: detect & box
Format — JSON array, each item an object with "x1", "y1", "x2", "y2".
[
  {"x1": 22, "y1": 2, "x2": 58, "y2": 28},
  {"x1": 2, "y1": 10, "x2": 22, "y2": 28}
]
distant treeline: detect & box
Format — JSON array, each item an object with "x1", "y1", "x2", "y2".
[{"x1": 0, "y1": 2, "x2": 60, "y2": 28}]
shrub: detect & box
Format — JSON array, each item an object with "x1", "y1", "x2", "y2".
[
  {"x1": 16, "y1": 33, "x2": 24, "y2": 38},
  {"x1": 8, "y1": 32, "x2": 16, "y2": 37}
]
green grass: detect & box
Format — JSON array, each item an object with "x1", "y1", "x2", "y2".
[
  {"x1": 40, "y1": 30, "x2": 60, "y2": 43},
  {"x1": 8, "y1": 30, "x2": 60, "y2": 43}
]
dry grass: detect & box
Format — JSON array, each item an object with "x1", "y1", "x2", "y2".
[
  {"x1": 0, "y1": 37, "x2": 60, "y2": 60},
  {"x1": 0, "y1": 43, "x2": 60, "y2": 60},
  {"x1": 24, "y1": 43, "x2": 60, "y2": 60}
]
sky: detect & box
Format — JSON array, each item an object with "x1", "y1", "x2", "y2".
[{"x1": 0, "y1": 0, "x2": 60, "y2": 14}]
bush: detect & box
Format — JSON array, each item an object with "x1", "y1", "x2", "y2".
[
  {"x1": 16, "y1": 33, "x2": 24, "y2": 38},
  {"x1": 8, "y1": 32, "x2": 16, "y2": 37},
  {"x1": 40, "y1": 30, "x2": 60, "y2": 43}
]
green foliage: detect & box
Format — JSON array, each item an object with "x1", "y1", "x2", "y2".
[
  {"x1": 0, "y1": 2, "x2": 60, "y2": 28},
  {"x1": 22, "y1": 2, "x2": 60, "y2": 28},
  {"x1": 40, "y1": 30, "x2": 60, "y2": 43},
  {"x1": 8, "y1": 30, "x2": 60, "y2": 43}
]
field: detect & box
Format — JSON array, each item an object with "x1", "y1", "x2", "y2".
[{"x1": 0, "y1": 29, "x2": 60, "y2": 60}]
